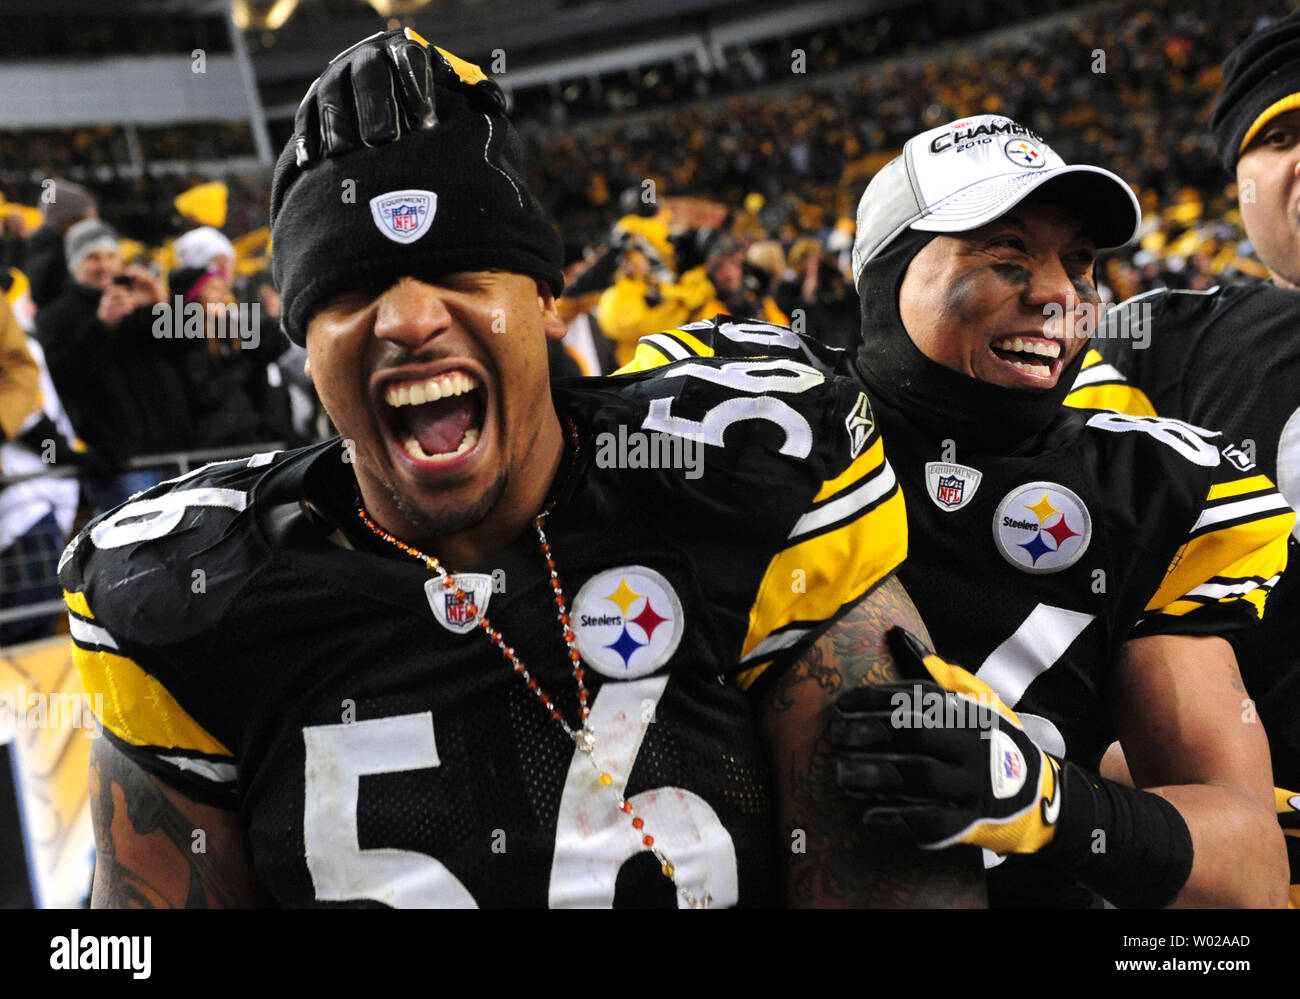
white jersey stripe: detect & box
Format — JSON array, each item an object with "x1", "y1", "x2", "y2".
[
  {"x1": 975, "y1": 604, "x2": 1096, "y2": 707},
  {"x1": 642, "y1": 333, "x2": 691, "y2": 361},
  {"x1": 1183, "y1": 574, "x2": 1281, "y2": 601},
  {"x1": 1190, "y1": 493, "x2": 1293, "y2": 534},
  {"x1": 68, "y1": 615, "x2": 118, "y2": 651},
  {"x1": 741, "y1": 625, "x2": 812, "y2": 664},
  {"x1": 787, "y1": 462, "x2": 896, "y2": 541},
  {"x1": 157, "y1": 754, "x2": 238, "y2": 784}
]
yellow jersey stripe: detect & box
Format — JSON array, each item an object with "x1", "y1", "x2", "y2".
[
  {"x1": 1207, "y1": 474, "x2": 1276, "y2": 502},
  {"x1": 1066, "y1": 349, "x2": 1158, "y2": 416},
  {"x1": 813, "y1": 436, "x2": 885, "y2": 504},
  {"x1": 614, "y1": 338, "x2": 682, "y2": 375},
  {"x1": 1065, "y1": 383, "x2": 1157, "y2": 417},
  {"x1": 741, "y1": 485, "x2": 906, "y2": 661},
  {"x1": 1146, "y1": 517, "x2": 1292, "y2": 615},
  {"x1": 71, "y1": 642, "x2": 233, "y2": 757},
  {"x1": 1155, "y1": 588, "x2": 1270, "y2": 619},
  {"x1": 664, "y1": 327, "x2": 713, "y2": 358},
  {"x1": 63, "y1": 589, "x2": 93, "y2": 621},
  {"x1": 614, "y1": 328, "x2": 717, "y2": 375}
]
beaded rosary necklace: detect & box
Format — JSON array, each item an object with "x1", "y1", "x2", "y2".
[{"x1": 354, "y1": 419, "x2": 709, "y2": 908}]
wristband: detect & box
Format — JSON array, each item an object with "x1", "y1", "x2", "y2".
[{"x1": 1041, "y1": 760, "x2": 1194, "y2": 908}]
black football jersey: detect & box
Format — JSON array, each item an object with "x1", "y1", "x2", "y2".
[
  {"x1": 624, "y1": 317, "x2": 1292, "y2": 768},
  {"x1": 1069, "y1": 283, "x2": 1300, "y2": 901},
  {"x1": 627, "y1": 317, "x2": 1294, "y2": 905},
  {"x1": 62, "y1": 357, "x2": 905, "y2": 908}
]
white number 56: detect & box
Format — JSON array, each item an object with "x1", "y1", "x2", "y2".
[{"x1": 302, "y1": 678, "x2": 738, "y2": 908}]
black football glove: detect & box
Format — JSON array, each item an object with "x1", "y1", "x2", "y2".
[
  {"x1": 292, "y1": 27, "x2": 505, "y2": 167},
  {"x1": 831, "y1": 627, "x2": 1063, "y2": 853}
]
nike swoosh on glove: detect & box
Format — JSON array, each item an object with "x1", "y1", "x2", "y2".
[{"x1": 830, "y1": 627, "x2": 1063, "y2": 853}]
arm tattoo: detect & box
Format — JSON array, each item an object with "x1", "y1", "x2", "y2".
[
  {"x1": 89, "y1": 738, "x2": 253, "y2": 908},
  {"x1": 764, "y1": 575, "x2": 929, "y2": 714},
  {"x1": 760, "y1": 576, "x2": 985, "y2": 907}
]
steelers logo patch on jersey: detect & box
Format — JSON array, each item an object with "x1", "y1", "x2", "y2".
[
  {"x1": 993, "y1": 481, "x2": 1092, "y2": 574},
  {"x1": 925, "y1": 461, "x2": 983, "y2": 511},
  {"x1": 571, "y1": 566, "x2": 684, "y2": 679}
]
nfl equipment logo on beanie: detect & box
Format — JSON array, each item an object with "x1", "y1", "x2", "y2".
[{"x1": 269, "y1": 31, "x2": 564, "y2": 346}]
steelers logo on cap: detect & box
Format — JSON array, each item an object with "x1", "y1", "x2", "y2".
[
  {"x1": 993, "y1": 481, "x2": 1091, "y2": 574},
  {"x1": 571, "y1": 566, "x2": 684, "y2": 679},
  {"x1": 1004, "y1": 138, "x2": 1046, "y2": 168}
]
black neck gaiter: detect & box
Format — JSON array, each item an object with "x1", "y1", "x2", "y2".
[{"x1": 853, "y1": 230, "x2": 1089, "y2": 455}]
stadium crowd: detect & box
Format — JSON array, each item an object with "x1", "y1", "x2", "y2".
[
  {"x1": 527, "y1": 0, "x2": 1283, "y2": 298},
  {"x1": 2, "y1": 0, "x2": 1289, "y2": 645}
]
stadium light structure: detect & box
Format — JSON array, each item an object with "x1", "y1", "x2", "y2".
[
  {"x1": 232, "y1": 0, "x2": 301, "y2": 32},
  {"x1": 364, "y1": 0, "x2": 434, "y2": 17}
]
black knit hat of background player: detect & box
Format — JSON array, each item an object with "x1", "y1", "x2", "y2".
[
  {"x1": 1211, "y1": 9, "x2": 1300, "y2": 174},
  {"x1": 269, "y1": 28, "x2": 564, "y2": 346}
]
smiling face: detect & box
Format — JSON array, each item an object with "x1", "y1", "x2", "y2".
[
  {"x1": 1237, "y1": 108, "x2": 1300, "y2": 290},
  {"x1": 305, "y1": 271, "x2": 568, "y2": 564},
  {"x1": 897, "y1": 197, "x2": 1100, "y2": 391}
]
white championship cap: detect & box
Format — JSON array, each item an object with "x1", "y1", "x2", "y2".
[{"x1": 851, "y1": 114, "x2": 1141, "y2": 290}]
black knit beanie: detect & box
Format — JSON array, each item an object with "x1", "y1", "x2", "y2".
[
  {"x1": 1211, "y1": 9, "x2": 1300, "y2": 174},
  {"x1": 270, "y1": 55, "x2": 564, "y2": 346}
]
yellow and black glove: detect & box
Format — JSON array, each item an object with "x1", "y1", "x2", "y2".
[
  {"x1": 831, "y1": 627, "x2": 1062, "y2": 853},
  {"x1": 832, "y1": 628, "x2": 1195, "y2": 907}
]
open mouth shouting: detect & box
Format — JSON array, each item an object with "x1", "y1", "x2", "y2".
[
  {"x1": 987, "y1": 334, "x2": 1065, "y2": 385},
  {"x1": 379, "y1": 367, "x2": 488, "y2": 473}
]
